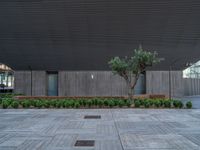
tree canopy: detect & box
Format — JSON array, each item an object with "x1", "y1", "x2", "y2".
[{"x1": 108, "y1": 46, "x2": 160, "y2": 98}]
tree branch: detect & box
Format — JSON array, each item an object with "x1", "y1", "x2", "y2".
[{"x1": 130, "y1": 73, "x2": 140, "y2": 89}]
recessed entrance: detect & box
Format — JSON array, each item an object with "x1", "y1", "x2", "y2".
[{"x1": 47, "y1": 71, "x2": 58, "y2": 96}]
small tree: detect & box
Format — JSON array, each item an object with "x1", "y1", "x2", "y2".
[{"x1": 108, "y1": 46, "x2": 160, "y2": 98}]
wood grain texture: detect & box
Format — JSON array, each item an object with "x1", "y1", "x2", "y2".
[
  {"x1": 146, "y1": 71, "x2": 184, "y2": 97},
  {"x1": 14, "y1": 71, "x2": 46, "y2": 96},
  {"x1": 58, "y1": 71, "x2": 128, "y2": 96}
]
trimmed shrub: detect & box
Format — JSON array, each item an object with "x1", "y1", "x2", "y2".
[
  {"x1": 97, "y1": 100, "x2": 104, "y2": 108},
  {"x1": 63, "y1": 101, "x2": 71, "y2": 108},
  {"x1": 50, "y1": 100, "x2": 57, "y2": 108},
  {"x1": 108, "y1": 100, "x2": 115, "y2": 108},
  {"x1": 139, "y1": 99, "x2": 145, "y2": 106},
  {"x1": 118, "y1": 100, "x2": 124, "y2": 108},
  {"x1": 124, "y1": 99, "x2": 128, "y2": 103},
  {"x1": 134, "y1": 100, "x2": 141, "y2": 108},
  {"x1": 61, "y1": 100, "x2": 66, "y2": 107},
  {"x1": 164, "y1": 100, "x2": 171, "y2": 108},
  {"x1": 0, "y1": 97, "x2": 189, "y2": 109},
  {"x1": 159, "y1": 99, "x2": 165, "y2": 107},
  {"x1": 86, "y1": 100, "x2": 92, "y2": 108},
  {"x1": 11, "y1": 101, "x2": 19, "y2": 108},
  {"x1": 173, "y1": 100, "x2": 179, "y2": 108},
  {"x1": 82, "y1": 100, "x2": 87, "y2": 107},
  {"x1": 104, "y1": 100, "x2": 109, "y2": 106},
  {"x1": 186, "y1": 101, "x2": 192, "y2": 109},
  {"x1": 67, "y1": 100, "x2": 74, "y2": 108},
  {"x1": 93, "y1": 98, "x2": 98, "y2": 106},
  {"x1": 35, "y1": 100, "x2": 43, "y2": 108},
  {"x1": 148, "y1": 99, "x2": 154, "y2": 106},
  {"x1": 74, "y1": 102, "x2": 80, "y2": 108},
  {"x1": 79, "y1": 99, "x2": 84, "y2": 106},
  {"x1": 22, "y1": 100, "x2": 30, "y2": 108},
  {"x1": 44, "y1": 100, "x2": 50, "y2": 108},
  {"x1": 2, "y1": 98, "x2": 13, "y2": 105},
  {"x1": 125, "y1": 100, "x2": 131, "y2": 107},
  {"x1": 30, "y1": 100, "x2": 36, "y2": 107},
  {"x1": 2, "y1": 100, "x2": 10, "y2": 109},
  {"x1": 56, "y1": 101, "x2": 62, "y2": 108},
  {"x1": 178, "y1": 101, "x2": 183, "y2": 108},
  {"x1": 144, "y1": 100, "x2": 150, "y2": 108},
  {"x1": 154, "y1": 100, "x2": 161, "y2": 108},
  {"x1": 113, "y1": 99, "x2": 119, "y2": 106},
  {"x1": 173, "y1": 100, "x2": 183, "y2": 108}
]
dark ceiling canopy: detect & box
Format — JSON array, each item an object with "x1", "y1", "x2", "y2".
[{"x1": 0, "y1": 0, "x2": 200, "y2": 70}]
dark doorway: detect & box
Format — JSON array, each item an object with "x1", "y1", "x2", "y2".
[{"x1": 47, "y1": 72, "x2": 58, "y2": 96}]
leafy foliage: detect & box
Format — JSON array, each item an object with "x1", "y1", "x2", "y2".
[
  {"x1": 164, "y1": 100, "x2": 171, "y2": 108},
  {"x1": 154, "y1": 100, "x2": 161, "y2": 108},
  {"x1": 2, "y1": 100, "x2": 10, "y2": 109},
  {"x1": 108, "y1": 46, "x2": 160, "y2": 97},
  {"x1": 173, "y1": 100, "x2": 183, "y2": 108},
  {"x1": 74, "y1": 102, "x2": 80, "y2": 108},
  {"x1": 134, "y1": 100, "x2": 141, "y2": 108},
  {"x1": 35, "y1": 100, "x2": 43, "y2": 108},
  {"x1": 0, "y1": 97, "x2": 191, "y2": 109},
  {"x1": 108, "y1": 100, "x2": 115, "y2": 108},
  {"x1": 144, "y1": 100, "x2": 150, "y2": 108},
  {"x1": 11, "y1": 101, "x2": 19, "y2": 108},
  {"x1": 186, "y1": 101, "x2": 192, "y2": 109},
  {"x1": 22, "y1": 100, "x2": 31, "y2": 108}
]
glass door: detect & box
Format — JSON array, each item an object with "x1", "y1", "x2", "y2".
[{"x1": 47, "y1": 72, "x2": 58, "y2": 96}]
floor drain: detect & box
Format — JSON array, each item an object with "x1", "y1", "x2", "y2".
[
  {"x1": 74, "y1": 140, "x2": 95, "y2": 147},
  {"x1": 84, "y1": 115, "x2": 101, "y2": 119}
]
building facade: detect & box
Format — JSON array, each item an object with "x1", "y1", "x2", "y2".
[
  {"x1": 1, "y1": 0, "x2": 200, "y2": 97},
  {"x1": 14, "y1": 70, "x2": 186, "y2": 97}
]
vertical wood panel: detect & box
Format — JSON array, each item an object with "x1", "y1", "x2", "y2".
[
  {"x1": 146, "y1": 71, "x2": 184, "y2": 97},
  {"x1": 58, "y1": 71, "x2": 144, "y2": 96},
  {"x1": 184, "y1": 78, "x2": 200, "y2": 96},
  {"x1": 14, "y1": 71, "x2": 31, "y2": 95},
  {"x1": 14, "y1": 71, "x2": 46, "y2": 96},
  {"x1": 32, "y1": 71, "x2": 46, "y2": 96},
  {"x1": 14, "y1": 71, "x2": 145, "y2": 96}
]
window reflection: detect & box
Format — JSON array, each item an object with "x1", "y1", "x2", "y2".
[
  {"x1": 183, "y1": 61, "x2": 200, "y2": 78},
  {"x1": 0, "y1": 63, "x2": 14, "y2": 92}
]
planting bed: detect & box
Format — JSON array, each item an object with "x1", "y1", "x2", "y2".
[{"x1": 0, "y1": 94, "x2": 193, "y2": 109}]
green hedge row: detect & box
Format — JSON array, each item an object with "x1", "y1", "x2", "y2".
[
  {"x1": 0, "y1": 98, "x2": 132, "y2": 109},
  {"x1": 134, "y1": 99, "x2": 192, "y2": 109},
  {"x1": 0, "y1": 97, "x2": 192, "y2": 109}
]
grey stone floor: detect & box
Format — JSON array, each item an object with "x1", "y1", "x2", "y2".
[{"x1": 0, "y1": 109, "x2": 200, "y2": 150}]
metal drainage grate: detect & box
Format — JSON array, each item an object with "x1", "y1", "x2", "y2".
[
  {"x1": 84, "y1": 115, "x2": 101, "y2": 119},
  {"x1": 74, "y1": 140, "x2": 95, "y2": 147}
]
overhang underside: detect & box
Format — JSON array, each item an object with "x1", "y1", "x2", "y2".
[{"x1": 0, "y1": 0, "x2": 200, "y2": 71}]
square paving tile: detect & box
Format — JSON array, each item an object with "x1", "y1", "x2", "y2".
[{"x1": 0, "y1": 109, "x2": 199, "y2": 150}]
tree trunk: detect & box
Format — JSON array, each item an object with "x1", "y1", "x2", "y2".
[
  {"x1": 125, "y1": 73, "x2": 140, "y2": 100},
  {"x1": 129, "y1": 74, "x2": 140, "y2": 100},
  {"x1": 128, "y1": 86, "x2": 133, "y2": 99}
]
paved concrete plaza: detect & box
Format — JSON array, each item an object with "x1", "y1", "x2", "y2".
[{"x1": 0, "y1": 109, "x2": 200, "y2": 150}]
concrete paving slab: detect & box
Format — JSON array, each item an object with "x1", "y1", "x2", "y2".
[{"x1": 0, "y1": 109, "x2": 199, "y2": 150}]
